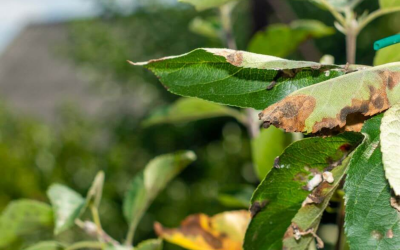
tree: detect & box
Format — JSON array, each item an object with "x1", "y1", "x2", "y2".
[{"x1": 131, "y1": 0, "x2": 400, "y2": 249}]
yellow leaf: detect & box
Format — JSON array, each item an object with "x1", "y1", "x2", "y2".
[{"x1": 154, "y1": 210, "x2": 250, "y2": 250}]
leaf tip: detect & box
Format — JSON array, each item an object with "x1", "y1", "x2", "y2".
[{"x1": 127, "y1": 60, "x2": 148, "y2": 66}]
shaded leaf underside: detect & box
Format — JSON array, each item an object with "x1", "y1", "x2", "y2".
[{"x1": 244, "y1": 133, "x2": 363, "y2": 250}]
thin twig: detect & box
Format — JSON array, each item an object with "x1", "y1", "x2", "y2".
[
  {"x1": 357, "y1": 6, "x2": 400, "y2": 34},
  {"x1": 90, "y1": 205, "x2": 105, "y2": 243},
  {"x1": 318, "y1": 0, "x2": 346, "y2": 27},
  {"x1": 125, "y1": 217, "x2": 140, "y2": 246},
  {"x1": 75, "y1": 219, "x2": 119, "y2": 245},
  {"x1": 219, "y1": 3, "x2": 260, "y2": 139}
]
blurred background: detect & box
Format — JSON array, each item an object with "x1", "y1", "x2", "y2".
[{"x1": 0, "y1": 0, "x2": 399, "y2": 249}]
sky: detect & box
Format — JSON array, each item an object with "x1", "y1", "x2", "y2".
[
  {"x1": 0, "y1": 0, "x2": 178, "y2": 53},
  {"x1": 0, "y1": 0, "x2": 101, "y2": 53}
]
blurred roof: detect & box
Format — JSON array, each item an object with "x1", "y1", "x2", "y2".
[
  {"x1": 0, "y1": 23, "x2": 108, "y2": 121},
  {"x1": 0, "y1": 0, "x2": 101, "y2": 53}
]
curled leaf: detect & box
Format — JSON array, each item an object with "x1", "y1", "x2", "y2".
[
  {"x1": 155, "y1": 210, "x2": 250, "y2": 250},
  {"x1": 130, "y1": 48, "x2": 346, "y2": 110},
  {"x1": 259, "y1": 63, "x2": 400, "y2": 133}
]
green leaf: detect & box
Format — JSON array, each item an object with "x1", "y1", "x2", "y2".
[
  {"x1": 130, "y1": 48, "x2": 345, "y2": 110},
  {"x1": 47, "y1": 184, "x2": 85, "y2": 235},
  {"x1": 143, "y1": 97, "x2": 246, "y2": 127},
  {"x1": 243, "y1": 133, "x2": 362, "y2": 250},
  {"x1": 189, "y1": 17, "x2": 221, "y2": 40},
  {"x1": 85, "y1": 171, "x2": 105, "y2": 208},
  {"x1": 0, "y1": 200, "x2": 53, "y2": 247},
  {"x1": 218, "y1": 185, "x2": 255, "y2": 208},
  {"x1": 251, "y1": 127, "x2": 294, "y2": 180},
  {"x1": 259, "y1": 63, "x2": 400, "y2": 133},
  {"x1": 179, "y1": 0, "x2": 239, "y2": 11},
  {"x1": 380, "y1": 0, "x2": 400, "y2": 8},
  {"x1": 282, "y1": 156, "x2": 351, "y2": 249},
  {"x1": 248, "y1": 20, "x2": 334, "y2": 58},
  {"x1": 24, "y1": 241, "x2": 65, "y2": 250},
  {"x1": 374, "y1": 42, "x2": 400, "y2": 66},
  {"x1": 136, "y1": 239, "x2": 163, "y2": 250},
  {"x1": 381, "y1": 102, "x2": 400, "y2": 195},
  {"x1": 344, "y1": 115, "x2": 400, "y2": 249},
  {"x1": 123, "y1": 151, "x2": 196, "y2": 237}
]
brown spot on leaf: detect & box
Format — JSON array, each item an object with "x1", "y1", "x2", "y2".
[
  {"x1": 284, "y1": 223, "x2": 324, "y2": 249},
  {"x1": 379, "y1": 70, "x2": 400, "y2": 90},
  {"x1": 250, "y1": 200, "x2": 269, "y2": 218},
  {"x1": 386, "y1": 229, "x2": 394, "y2": 239},
  {"x1": 226, "y1": 51, "x2": 243, "y2": 67},
  {"x1": 294, "y1": 172, "x2": 308, "y2": 182},
  {"x1": 371, "y1": 230, "x2": 383, "y2": 240},
  {"x1": 273, "y1": 157, "x2": 280, "y2": 168},
  {"x1": 259, "y1": 95, "x2": 316, "y2": 132},
  {"x1": 390, "y1": 197, "x2": 400, "y2": 212},
  {"x1": 259, "y1": 69, "x2": 397, "y2": 133},
  {"x1": 339, "y1": 143, "x2": 352, "y2": 152}
]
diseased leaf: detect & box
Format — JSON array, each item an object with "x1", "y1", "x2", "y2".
[
  {"x1": 155, "y1": 210, "x2": 250, "y2": 250},
  {"x1": 0, "y1": 200, "x2": 53, "y2": 248},
  {"x1": 23, "y1": 241, "x2": 65, "y2": 250},
  {"x1": 251, "y1": 126, "x2": 292, "y2": 179},
  {"x1": 218, "y1": 185, "x2": 255, "y2": 208},
  {"x1": 259, "y1": 63, "x2": 400, "y2": 133},
  {"x1": 143, "y1": 98, "x2": 246, "y2": 127},
  {"x1": 136, "y1": 239, "x2": 163, "y2": 250},
  {"x1": 283, "y1": 156, "x2": 351, "y2": 249},
  {"x1": 248, "y1": 20, "x2": 334, "y2": 58},
  {"x1": 130, "y1": 48, "x2": 346, "y2": 110},
  {"x1": 344, "y1": 115, "x2": 400, "y2": 249},
  {"x1": 243, "y1": 133, "x2": 362, "y2": 250},
  {"x1": 381, "y1": 102, "x2": 400, "y2": 195},
  {"x1": 380, "y1": 0, "x2": 400, "y2": 8},
  {"x1": 374, "y1": 42, "x2": 400, "y2": 66},
  {"x1": 47, "y1": 184, "x2": 85, "y2": 235},
  {"x1": 123, "y1": 151, "x2": 196, "y2": 237},
  {"x1": 179, "y1": 0, "x2": 239, "y2": 11}
]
